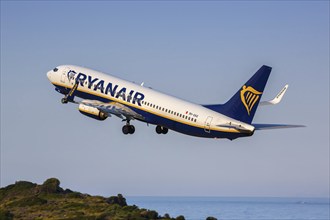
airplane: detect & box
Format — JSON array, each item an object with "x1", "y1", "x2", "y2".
[{"x1": 46, "y1": 65, "x2": 303, "y2": 140}]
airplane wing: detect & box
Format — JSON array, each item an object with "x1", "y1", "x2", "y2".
[
  {"x1": 77, "y1": 99, "x2": 145, "y2": 121},
  {"x1": 259, "y1": 84, "x2": 288, "y2": 106},
  {"x1": 253, "y1": 123, "x2": 305, "y2": 130}
]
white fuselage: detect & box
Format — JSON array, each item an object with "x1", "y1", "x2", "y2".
[{"x1": 47, "y1": 65, "x2": 254, "y2": 139}]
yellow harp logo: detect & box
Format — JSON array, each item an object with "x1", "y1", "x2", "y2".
[{"x1": 240, "y1": 85, "x2": 262, "y2": 115}]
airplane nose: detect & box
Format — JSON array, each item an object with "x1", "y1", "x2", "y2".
[{"x1": 47, "y1": 71, "x2": 52, "y2": 80}]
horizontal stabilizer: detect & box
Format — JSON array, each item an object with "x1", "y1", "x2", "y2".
[
  {"x1": 260, "y1": 84, "x2": 288, "y2": 106},
  {"x1": 253, "y1": 123, "x2": 305, "y2": 130},
  {"x1": 216, "y1": 123, "x2": 254, "y2": 133}
]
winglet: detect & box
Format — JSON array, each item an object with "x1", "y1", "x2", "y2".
[{"x1": 260, "y1": 84, "x2": 288, "y2": 106}]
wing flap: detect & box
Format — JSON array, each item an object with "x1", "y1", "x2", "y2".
[{"x1": 78, "y1": 100, "x2": 144, "y2": 121}]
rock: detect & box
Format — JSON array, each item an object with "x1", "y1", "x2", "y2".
[{"x1": 40, "y1": 178, "x2": 63, "y2": 194}]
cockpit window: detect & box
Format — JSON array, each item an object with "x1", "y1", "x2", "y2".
[{"x1": 53, "y1": 68, "x2": 58, "y2": 72}]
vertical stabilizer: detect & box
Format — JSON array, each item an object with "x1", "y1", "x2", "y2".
[{"x1": 204, "y1": 65, "x2": 272, "y2": 124}]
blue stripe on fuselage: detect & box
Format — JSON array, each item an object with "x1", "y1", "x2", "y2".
[{"x1": 53, "y1": 84, "x2": 248, "y2": 139}]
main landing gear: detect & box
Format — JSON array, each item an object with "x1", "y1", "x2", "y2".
[
  {"x1": 156, "y1": 125, "x2": 168, "y2": 134},
  {"x1": 122, "y1": 121, "x2": 135, "y2": 135}
]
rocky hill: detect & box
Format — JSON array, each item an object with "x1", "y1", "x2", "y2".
[{"x1": 0, "y1": 178, "x2": 217, "y2": 220}]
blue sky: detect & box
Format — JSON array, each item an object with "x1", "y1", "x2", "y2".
[{"x1": 1, "y1": 1, "x2": 329, "y2": 198}]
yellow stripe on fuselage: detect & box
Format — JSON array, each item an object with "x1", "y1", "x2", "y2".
[{"x1": 53, "y1": 82, "x2": 241, "y2": 133}]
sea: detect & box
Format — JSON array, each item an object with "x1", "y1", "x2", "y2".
[{"x1": 127, "y1": 197, "x2": 329, "y2": 220}]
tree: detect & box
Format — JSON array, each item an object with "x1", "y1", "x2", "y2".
[{"x1": 106, "y1": 194, "x2": 127, "y2": 207}]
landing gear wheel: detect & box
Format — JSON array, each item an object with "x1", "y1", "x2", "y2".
[
  {"x1": 129, "y1": 125, "x2": 135, "y2": 134},
  {"x1": 122, "y1": 125, "x2": 135, "y2": 135},
  {"x1": 61, "y1": 98, "x2": 68, "y2": 104},
  {"x1": 122, "y1": 125, "x2": 130, "y2": 135},
  {"x1": 156, "y1": 125, "x2": 163, "y2": 134},
  {"x1": 156, "y1": 125, "x2": 168, "y2": 134},
  {"x1": 162, "y1": 127, "x2": 168, "y2": 134}
]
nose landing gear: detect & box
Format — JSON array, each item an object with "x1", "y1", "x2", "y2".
[
  {"x1": 61, "y1": 97, "x2": 69, "y2": 104},
  {"x1": 61, "y1": 80, "x2": 79, "y2": 104}
]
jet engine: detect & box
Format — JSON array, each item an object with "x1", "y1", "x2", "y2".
[{"x1": 78, "y1": 104, "x2": 108, "y2": 121}]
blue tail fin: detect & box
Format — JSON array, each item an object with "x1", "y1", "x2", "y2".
[{"x1": 204, "y1": 65, "x2": 272, "y2": 124}]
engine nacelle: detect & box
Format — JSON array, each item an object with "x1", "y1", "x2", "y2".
[{"x1": 78, "y1": 104, "x2": 108, "y2": 121}]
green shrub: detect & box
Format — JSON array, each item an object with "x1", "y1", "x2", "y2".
[
  {"x1": 8, "y1": 196, "x2": 47, "y2": 207},
  {"x1": 122, "y1": 205, "x2": 139, "y2": 212},
  {"x1": 106, "y1": 194, "x2": 127, "y2": 207},
  {"x1": 163, "y1": 213, "x2": 171, "y2": 219},
  {"x1": 0, "y1": 209, "x2": 14, "y2": 220},
  {"x1": 65, "y1": 192, "x2": 83, "y2": 199},
  {"x1": 140, "y1": 210, "x2": 159, "y2": 219},
  {"x1": 0, "y1": 181, "x2": 36, "y2": 201}
]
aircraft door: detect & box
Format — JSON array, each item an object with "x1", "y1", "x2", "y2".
[{"x1": 204, "y1": 116, "x2": 213, "y2": 133}]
